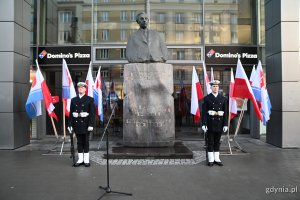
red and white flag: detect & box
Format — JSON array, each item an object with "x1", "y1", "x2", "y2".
[
  {"x1": 190, "y1": 66, "x2": 204, "y2": 123},
  {"x1": 62, "y1": 59, "x2": 76, "y2": 117},
  {"x1": 85, "y1": 61, "x2": 95, "y2": 97},
  {"x1": 202, "y1": 63, "x2": 212, "y2": 94},
  {"x1": 229, "y1": 68, "x2": 238, "y2": 120},
  {"x1": 233, "y1": 59, "x2": 263, "y2": 121}
]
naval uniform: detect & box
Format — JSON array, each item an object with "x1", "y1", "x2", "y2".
[
  {"x1": 68, "y1": 94, "x2": 95, "y2": 153},
  {"x1": 202, "y1": 93, "x2": 228, "y2": 152}
]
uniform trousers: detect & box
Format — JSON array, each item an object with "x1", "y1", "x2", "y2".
[
  {"x1": 76, "y1": 133, "x2": 90, "y2": 153},
  {"x1": 207, "y1": 131, "x2": 222, "y2": 152}
]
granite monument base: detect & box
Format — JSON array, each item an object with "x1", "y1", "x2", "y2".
[
  {"x1": 123, "y1": 63, "x2": 175, "y2": 147},
  {"x1": 105, "y1": 142, "x2": 193, "y2": 159}
]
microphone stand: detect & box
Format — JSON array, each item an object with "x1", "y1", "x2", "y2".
[{"x1": 97, "y1": 102, "x2": 132, "y2": 199}]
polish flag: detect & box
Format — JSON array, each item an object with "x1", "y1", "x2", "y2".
[
  {"x1": 190, "y1": 66, "x2": 204, "y2": 123},
  {"x1": 62, "y1": 59, "x2": 76, "y2": 117},
  {"x1": 233, "y1": 59, "x2": 263, "y2": 121},
  {"x1": 202, "y1": 63, "x2": 212, "y2": 94},
  {"x1": 85, "y1": 61, "x2": 95, "y2": 97},
  {"x1": 229, "y1": 68, "x2": 238, "y2": 120}
]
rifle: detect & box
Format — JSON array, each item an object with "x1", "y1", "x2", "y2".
[
  {"x1": 68, "y1": 128, "x2": 76, "y2": 167},
  {"x1": 204, "y1": 131, "x2": 208, "y2": 164}
]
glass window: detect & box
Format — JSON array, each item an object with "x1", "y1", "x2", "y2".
[
  {"x1": 59, "y1": 11, "x2": 72, "y2": 23},
  {"x1": 176, "y1": 31, "x2": 184, "y2": 41},
  {"x1": 120, "y1": 11, "x2": 127, "y2": 22},
  {"x1": 120, "y1": 30, "x2": 127, "y2": 41},
  {"x1": 175, "y1": 13, "x2": 184, "y2": 24},
  {"x1": 151, "y1": 1, "x2": 202, "y2": 45},
  {"x1": 156, "y1": 13, "x2": 166, "y2": 23},
  {"x1": 194, "y1": 13, "x2": 202, "y2": 24},
  {"x1": 176, "y1": 50, "x2": 185, "y2": 60},
  {"x1": 130, "y1": 11, "x2": 136, "y2": 21},
  {"x1": 101, "y1": 70, "x2": 109, "y2": 78},
  {"x1": 204, "y1": 0, "x2": 254, "y2": 45},
  {"x1": 120, "y1": 49, "x2": 126, "y2": 59},
  {"x1": 96, "y1": 49, "x2": 109, "y2": 60},
  {"x1": 102, "y1": 11, "x2": 109, "y2": 22},
  {"x1": 175, "y1": 70, "x2": 186, "y2": 80},
  {"x1": 102, "y1": 30, "x2": 109, "y2": 40},
  {"x1": 58, "y1": 31, "x2": 70, "y2": 43}
]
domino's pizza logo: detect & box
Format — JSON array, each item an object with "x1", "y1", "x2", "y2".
[
  {"x1": 39, "y1": 50, "x2": 47, "y2": 59},
  {"x1": 206, "y1": 49, "x2": 215, "y2": 58}
]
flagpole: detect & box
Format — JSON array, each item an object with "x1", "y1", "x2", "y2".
[
  {"x1": 63, "y1": 100, "x2": 66, "y2": 140},
  {"x1": 226, "y1": 68, "x2": 233, "y2": 155},
  {"x1": 50, "y1": 116, "x2": 58, "y2": 140},
  {"x1": 227, "y1": 99, "x2": 232, "y2": 155},
  {"x1": 234, "y1": 99, "x2": 246, "y2": 137},
  {"x1": 233, "y1": 99, "x2": 247, "y2": 151}
]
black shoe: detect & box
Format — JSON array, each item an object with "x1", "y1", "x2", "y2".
[
  {"x1": 214, "y1": 161, "x2": 223, "y2": 166},
  {"x1": 84, "y1": 163, "x2": 91, "y2": 167},
  {"x1": 73, "y1": 162, "x2": 83, "y2": 167},
  {"x1": 207, "y1": 162, "x2": 214, "y2": 167}
]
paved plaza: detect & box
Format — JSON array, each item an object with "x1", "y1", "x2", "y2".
[{"x1": 0, "y1": 135, "x2": 299, "y2": 200}]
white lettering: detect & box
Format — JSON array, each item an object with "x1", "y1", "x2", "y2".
[
  {"x1": 213, "y1": 52, "x2": 257, "y2": 59},
  {"x1": 215, "y1": 52, "x2": 240, "y2": 58},
  {"x1": 242, "y1": 53, "x2": 257, "y2": 59},
  {"x1": 46, "y1": 52, "x2": 90, "y2": 59},
  {"x1": 74, "y1": 53, "x2": 90, "y2": 58},
  {"x1": 47, "y1": 53, "x2": 73, "y2": 59}
]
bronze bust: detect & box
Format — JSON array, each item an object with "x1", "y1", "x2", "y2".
[{"x1": 126, "y1": 12, "x2": 168, "y2": 63}]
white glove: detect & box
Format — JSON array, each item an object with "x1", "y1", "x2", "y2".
[
  {"x1": 202, "y1": 126, "x2": 208, "y2": 132},
  {"x1": 223, "y1": 126, "x2": 228, "y2": 132},
  {"x1": 80, "y1": 112, "x2": 89, "y2": 117},
  {"x1": 87, "y1": 126, "x2": 93, "y2": 131},
  {"x1": 72, "y1": 112, "x2": 78, "y2": 118},
  {"x1": 217, "y1": 111, "x2": 224, "y2": 116},
  {"x1": 67, "y1": 126, "x2": 73, "y2": 134}
]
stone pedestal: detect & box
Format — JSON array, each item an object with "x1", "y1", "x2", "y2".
[{"x1": 123, "y1": 63, "x2": 175, "y2": 147}]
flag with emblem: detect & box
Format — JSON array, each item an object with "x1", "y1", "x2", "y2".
[
  {"x1": 252, "y1": 61, "x2": 272, "y2": 125},
  {"x1": 93, "y1": 66, "x2": 104, "y2": 122},
  {"x1": 25, "y1": 60, "x2": 58, "y2": 121}
]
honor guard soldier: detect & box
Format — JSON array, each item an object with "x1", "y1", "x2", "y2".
[
  {"x1": 68, "y1": 82, "x2": 95, "y2": 167},
  {"x1": 202, "y1": 80, "x2": 228, "y2": 167}
]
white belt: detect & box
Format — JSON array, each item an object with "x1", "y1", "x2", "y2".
[
  {"x1": 208, "y1": 110, "x2": 224, "y2": 116},
  {"x1": 73, "y1": 112, "x2": 89, "y2": 118}
]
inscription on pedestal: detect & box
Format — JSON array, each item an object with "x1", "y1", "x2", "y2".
[{"x1": 123, "y1": 63, "x2": 175, "y2": 147}]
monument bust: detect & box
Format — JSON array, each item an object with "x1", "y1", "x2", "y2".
[{"x1": 126, "y1": 12, "x2": 168, "y2": 63}]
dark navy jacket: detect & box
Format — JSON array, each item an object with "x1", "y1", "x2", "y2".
[
  {"x1": 201, "y1": 93, "x2": 228, "y2": 133},
  {"x1": 68, "y1": 95, "x2": 95, "y2": 134}
]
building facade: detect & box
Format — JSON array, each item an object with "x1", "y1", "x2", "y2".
[{"x1": 1, "y1": 0, "x2": 298, "y2": 149}]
